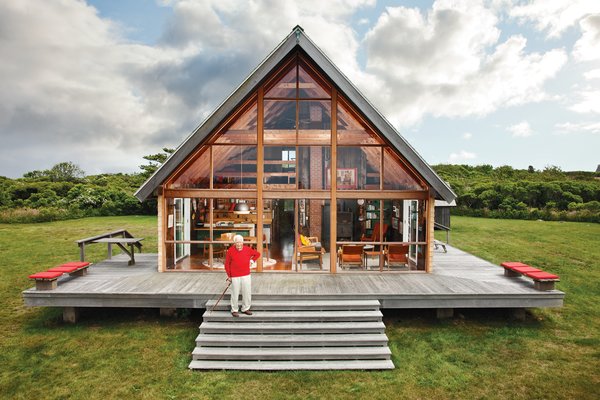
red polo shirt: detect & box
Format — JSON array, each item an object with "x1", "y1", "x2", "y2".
[{"x1": 225, "y1": 245, "x2": 260, "y2": 278}]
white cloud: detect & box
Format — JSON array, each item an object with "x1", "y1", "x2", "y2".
[
  {"x1": 584, "y1": 69, "x2": 600, "y2": 79},
  {"x1": 509, "y1": 0, "x2": 600, "y2": 38},
  {"x1": 449, "y1": 150, "x2": 476, "y2": 162},
  {"x1": 555, "y1": 121, "x2": 600, "y2": 134},
  {"x1": 0, "y1": 0, "x2": 374, "y2": 177},
  {"x1": 462, "y1": 132, "x2": 473, "y2": 140},
  {"x1": 0, "y1": 1, "x2": 187, "y2": 177},
  {"x1": 573, "y1": 14, "x2": 600, "y2": 61},
  {"x1": 569, "y1": 90, "x2": 600, "y2": 113},
  {"x1": 361, "y1": 0, "x2": 567, "y2": 127},
  {"x1": 358, "y1": 18, "x2": 370, "y2": 25},
  {"x1": 508, "y1": 121, "x2": 533, "y2": 137}
]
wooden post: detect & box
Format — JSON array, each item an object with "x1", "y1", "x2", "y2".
[
  {"x1": 157, "y1": 192, "x2": 165, "y2": 272},
  {"x1": 436, "y1": 308, "x2": 454, "y2": 319},
  {"x1": 256, "y1": 87, "x2": 264, "y2": 272},
  {"x1": 510, "y1": 308, "x2": 526, "y2": 321},
  {"x1": 330, "y1": 89, "x2": 337, "y2": 274},
  {"x1": 160, "y1": 308, "x2": 177, "y2": 317},
  {"x1": 63, "y1": 307, "x2": 80, "y2": 323},
  {"x1": 79, "y1": 244, "x2": 85, "y2": 262},
  {"x1": 426, "y1": 194, "x2": 435, "y2": 273}
]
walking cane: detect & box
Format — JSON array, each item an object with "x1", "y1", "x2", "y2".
[{"x1": 209, "y1": 279, "x2": 231, "y2": 314}]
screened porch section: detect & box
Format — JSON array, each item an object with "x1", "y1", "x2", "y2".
[{"x1": 161, "y1": 52, "x2": 433, "y2": 273}]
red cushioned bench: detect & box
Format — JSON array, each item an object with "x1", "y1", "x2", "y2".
[
  {"x1": 501, "y1": 262, "x2": 559, "y2": 290},
  {"x1": 28, "y1": 261, "x2": 91, "y2": 290},
  {"x1": 48, "y1": 261, "x2": 90, "y2": 277},
  {"x1": 525, "y1": 271, "x2": 560, "y2": 291},
  {"x1": 28, "y1": 271, "x2": 64, "y2": 290}
]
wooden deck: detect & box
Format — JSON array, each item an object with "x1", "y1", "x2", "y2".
[{"x1": 23, "y1": 245, "x2": 564, "y2": 309}]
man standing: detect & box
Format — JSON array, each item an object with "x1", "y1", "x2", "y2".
[{"x1": 224, "y1": 234, "x2": 260, "y2": 317}]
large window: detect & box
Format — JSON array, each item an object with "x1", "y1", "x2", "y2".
[{"x1": 163, "y1": 53, "x2": 432, "y2": 273}]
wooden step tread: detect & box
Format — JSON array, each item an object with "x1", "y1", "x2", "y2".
[
  {"x1": 204, "y1": 299, "x2": 381, "y2": 310},
  {"x1": 200, "y1": 321, "x2": 385, "y2": 334},
  {"x1": 196, "y1": 333, "x2": 389, "y2": 347},
  {"x1": 202, "y1": 310, "x2": 382, "y2": 322},
  {"x1": 192, "y1": 346, "x2": 391, "y2": 360},
  {"x1": 189, "y1": 359, "x2": 395, "y2": 370}
]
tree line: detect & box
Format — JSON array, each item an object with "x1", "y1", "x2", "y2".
[
  {"x1": 1, "y1": 157, "x2": 598, "y2": 223},
  {"x1": 432, "y1": 164, "x2": 600, "y2": 223},
  {"x1": 0, "y1": 150, "x2": 172, "y2": 223}
]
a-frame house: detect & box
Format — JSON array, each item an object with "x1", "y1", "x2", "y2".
[{"x1": 135, "y1": 26, "x2": 456, "y2": 274}]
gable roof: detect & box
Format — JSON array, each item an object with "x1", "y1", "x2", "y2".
[{"x1": 135, "y1": 26, "x2": 456, "y2": 202}]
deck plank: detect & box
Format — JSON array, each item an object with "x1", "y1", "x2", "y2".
[{"x1": 22, "y1": 245, "x2": 564, "y2": 309}]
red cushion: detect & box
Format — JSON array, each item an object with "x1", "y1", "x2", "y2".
[
  {"x1": 48, "y1": 266, "x2": 80, "y2": 273},
  {"x1": 29, "y1": 271, "x2": 63, "y2": 280},
  {"x1": 58, "y1": 261, "x2": 90, "y2": 268},
  {"x1": 525, "y1": 271, "x2": 559, "y2": 280},
  {"x1": 501, "y1": 262, "x2": 530, "y2": 269},
  {"x1": 511, "y1": 266, "x2": 541, "y2": 274},
  {"x1": 343, "y1": 255, "x2": 362, "y2": 262}
]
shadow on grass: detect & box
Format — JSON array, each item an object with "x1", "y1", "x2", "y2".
[
  {"x1": 24, "y1": 307, "x2": 205, "y2": 332},
  {"x1": 382, "y1": 308, "x2": 546, "y2": 328}
]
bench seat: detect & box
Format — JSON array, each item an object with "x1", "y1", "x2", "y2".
[
  {"x1": 57, "y1": 261, "x2": 90, "y2": 269},
  {"x1": 502, "y1": 263, "x2": 541, "y2": 277},
  {"x1": 500, "y1": 262, "x2": 530, "y2": 269},
  {"x1": 48, "y1": 261, "x2": 90, "y2": 276},
  {"x1": 28, "y1": 271, "x2": 64, "y2": 290},
  {"x1": 524, "y1": 271, "x2": 560, "y2": 291},
  {"x1": 501, "y1": 261, "x2": 560, "y2": 291}
]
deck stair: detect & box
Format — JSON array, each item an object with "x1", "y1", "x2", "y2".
[{"x1": 189, "y1": 299, "x2": 394, "y2": 370}]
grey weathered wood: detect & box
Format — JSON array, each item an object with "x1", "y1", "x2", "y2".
[
  {"x1": 205, "y1": 299, "x2": 381, "y2": 310},
  {"x1": 188, "y1": 359, "x2": 395, "y2": 370},
  {"x1": 199, "y1": 321, "x2": 386, "y2": 334},
  {"x1": 191, "y1": 298, "x2": 393, "y2": 370},
  {"x1": 196, "y1": 333, "x2": 389, "y2": 347},
  {"x1": 23, "y1": 246, "x2": 565, "y2": 310},
  {"x1": 76, "y1": 229, "x2": 142, "y2": 262},
  {"x1": 192, "y1": 346, "x2": 391, "y2": 360},
  {"x1": 436, "y1": 308, "x2": 454, "y2": 319},
  {"x1": 63, "y1": 307, "x2": 79, "y2": 323},
  {"x1": 202, "y1": 310, "x2": 382, "y2": 322}
]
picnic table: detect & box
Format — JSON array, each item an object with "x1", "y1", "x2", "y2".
[{"x1": 92, "y1": 237, "x2": 144, "y2": 265}]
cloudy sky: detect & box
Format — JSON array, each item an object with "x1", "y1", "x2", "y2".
[{"x1": 1, "y1": 0, "x2": 599, "y2": 178}]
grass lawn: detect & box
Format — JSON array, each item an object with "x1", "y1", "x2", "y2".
[{"x1": 0, "y1": 215, "x2": 598, "y2": 399}]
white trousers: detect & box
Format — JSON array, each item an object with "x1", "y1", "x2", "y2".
[{"x1": 230, "y1": 274, "x2": 251, "y2": 313}]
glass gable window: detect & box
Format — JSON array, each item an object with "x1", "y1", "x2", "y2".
[
  {"x1": 383, "y1": 149, "x2": 424, "y2": 191},
  {"x1": 169, "y1": 146, "x2": 210, "y2": 189},
  {"x1": 264, "y1": 146, "x2": 296, "y2": 189},
  {"x1": 264, "y1": 100, "x2": 296, "y2": 145},
  {"x1": 337, "y1": 101, "x2": 383, "y2": 145},
  {"x1": 298, "y1": 146, "x2": 330, "y2": 190},
  {"x1": 163, "y1": 52, "x2": 433, "y2": 274},
  {"x1": 214, "y1": 101, "x2": 257, "y2": 144},
  {"x1": 336, "y1": 146, "x2": 381, "y2": 190},
  {"x1": 298, "y1": 64, "x2": 331, "y2": 99},
  {"x1": 298, "y1": 100, "x2": 331, "y2": 145},
  {"x1": 213, "y1": 145, "x2": 257, "y2": 189},
  {"x1": 265, "y1": 66, "x2": 296, "y2": 99}
]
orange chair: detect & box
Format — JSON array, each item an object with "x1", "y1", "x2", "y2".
[
  {"x1": 337, "y1": 244, "x2": 364, "y2": 270},
  {"x1": 385, "y1": 244, "x2": 409, "y2": 269},
  {"x1": 361, "y1": 222, "x2": 388, "y2": 243}
]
